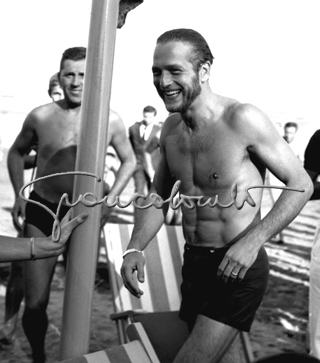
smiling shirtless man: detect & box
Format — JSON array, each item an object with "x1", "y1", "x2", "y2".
[
  {"x1": 121, "y1": 29, "x2": 313, "y2": 363},
  {"x1": 7, "y1": 47, "x2": 136, "y2": 363}
]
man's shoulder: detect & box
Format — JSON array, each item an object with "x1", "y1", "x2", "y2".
[
  {"x1": 223, "y1": 99, "x2": 268, "y2": 126},
  {"x1": 109, "y1": 109, "x2": 121, "y2": 121},
  {"x1": 222, "y1": 97, "x2": 250, "y2": 116},
  {"x1": 108, "y1": 110, "x2": 127, "y2": 136},
  {"x1": 26, "y1": 102, "x2": 57, "y2": 123},
  {"x1": 162, "y1": 113, "x2": 181, "y2": 125},
  {"x1": 30, "y1": 101, "x2": 57, "y2": 115},
  {"x1": 218, "y1": 98, "x2": 274, "y2": 142},
  {"x1": 160, "y1": 113, "x2": 181, "y2": 136},
  {"x1": 129, "y1": 121, "x2": 141, "y2": 130}
]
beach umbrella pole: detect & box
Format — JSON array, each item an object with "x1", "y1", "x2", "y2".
[{"x1": 59, "y1": 0, "x2": 119, "y2": 359}]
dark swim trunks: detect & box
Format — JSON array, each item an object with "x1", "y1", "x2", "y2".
[
  {"x1": 179, "y1": 243, "x2": 269, "y2": 332},
  {"x1": 25, "y1": 190, "x2": 69, "y2": 236}
]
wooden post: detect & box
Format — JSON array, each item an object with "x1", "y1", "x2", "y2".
[{"x1": 59, "y1": 0, "x2": 119, "y2": 359}]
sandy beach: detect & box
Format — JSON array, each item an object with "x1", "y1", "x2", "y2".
[{"x1": 0, "y1": 147, "x2": 319, "y2": 362}]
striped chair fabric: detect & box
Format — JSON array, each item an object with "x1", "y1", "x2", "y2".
[{"x1": 104, "y1": 223, "x2": 185, "y2": 315}]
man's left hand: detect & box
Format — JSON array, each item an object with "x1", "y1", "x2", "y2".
[{"x1": 217, "y1": 240, "x2": 259, "y2": 283}]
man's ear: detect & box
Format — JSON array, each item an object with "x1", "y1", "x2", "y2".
[{"x1": 200, "y1": 61, "x2": 211, "y2": 83}]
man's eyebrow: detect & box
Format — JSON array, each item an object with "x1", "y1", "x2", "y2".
[
  {"x1": 167, "y1": 64, "x2": 184, "y2": 70},
  {"x1": 152, "y1": 64, "x2": 183, "y2": 71}
]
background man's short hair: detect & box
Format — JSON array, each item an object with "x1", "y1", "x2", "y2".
[
  {"x1": 59, "y1": 47, "x2": 86, "y2": 71},
  {"x1": 143, "y1": 105, "x2": 157, "y2": 115},
  {"x1": 284, "y1": 122, "x2": 298, "y2": 130}
]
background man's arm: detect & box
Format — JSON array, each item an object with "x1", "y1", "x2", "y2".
[
  {"x1": 100, "y1": 112, "x2": 136, "y2": 226},
  {"x1": 106, "y1": 112, "x2": 136, "y2": 202},
  {"x1": 7, "y1": 113, "x2": 38, "y2": 231}
]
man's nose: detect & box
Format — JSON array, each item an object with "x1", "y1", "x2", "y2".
[
  {"x1": 160, "y1": 72, "x2": 172, "y2": 87},
  {"x1": 71, "y1": 75, "x2": 82, "y2": 87}
]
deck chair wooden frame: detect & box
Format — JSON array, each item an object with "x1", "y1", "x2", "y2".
[
  {"x1": 126, "y1": 322, "x2": 160, "y2": 363},
  {"x1": 58, "y1": 324, "x2": 158, "y2": 363},
  {"x1": 104, "y1": 223, "x2": 254, "y2": 363}
]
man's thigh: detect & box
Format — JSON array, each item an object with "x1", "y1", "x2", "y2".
[
  {"x1": 174, "y1": 315, "x2": 245, "y2": 363},
  {"x1": 22, "y1": 223, "x2": 57, "y2": 308}
]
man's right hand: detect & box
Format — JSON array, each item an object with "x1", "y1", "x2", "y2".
[
  {"x1": 121, "y1": 252, "x2": 145, "y2": 298},
  {"x1": 11, "y1": 198, "x2": 26, "y2": 232}
]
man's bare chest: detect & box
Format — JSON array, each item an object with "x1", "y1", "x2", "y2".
[
  {"x1": 36, "y1": 120, "x2": 79, "y2": 159},
  {"x1": 165, "y1": 132, "x2": 246, "y2": 188}
]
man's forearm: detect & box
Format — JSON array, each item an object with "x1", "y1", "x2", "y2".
[
  {"x1": 128, "y1": 204, "x2": 165, "y2": 251},
  {"x1": 7, "y1": 151, "x2": 25, "y2": 197},
  {"x1": 248, "y1": 176, "x2": 313, "y2": 246}
]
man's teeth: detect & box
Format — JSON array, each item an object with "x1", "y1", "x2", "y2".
[{"x1": 165, "y1": 90, "x2": 180, "y2": 96}]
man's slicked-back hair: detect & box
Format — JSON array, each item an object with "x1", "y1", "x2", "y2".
[
  {"x1": 59, "y1": 47, "x2": 86, "y2": 71},
  {"x1": 156, "y1": 28, "x2": 214, "y2": 70}
]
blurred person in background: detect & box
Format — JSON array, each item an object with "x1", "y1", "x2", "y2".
[
  {"x1": 48, "y1": 73, "x2": 64, "y2": 102},
  {"x1": 129, "y1": 105, "x2": 161, "y2": 196},
  {"x1": 283, "y1": 122, "x2": 303, "y2": 163}
]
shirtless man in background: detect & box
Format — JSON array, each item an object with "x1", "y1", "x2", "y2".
[
  {"x1": 121, "y1": 29, "x2": 313, "y2": 363},
  {"x1": 0, "y1": 72, "x2": 65, "y2": 349},
  {"x1": 8, "y1": 47, "x2": 136, "y2": 363}
]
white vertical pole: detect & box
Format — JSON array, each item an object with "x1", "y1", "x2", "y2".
[{"x1": 59, "y1": 0, "x2": 119, "y2": 359}]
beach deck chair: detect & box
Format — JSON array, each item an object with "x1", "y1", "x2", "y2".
[
  {"x1": 104, "y1": 223, "x2": 254, "y2": 363},
  {"x1": 58, "y1": 323, "x2": 158, "y2": 363}
]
